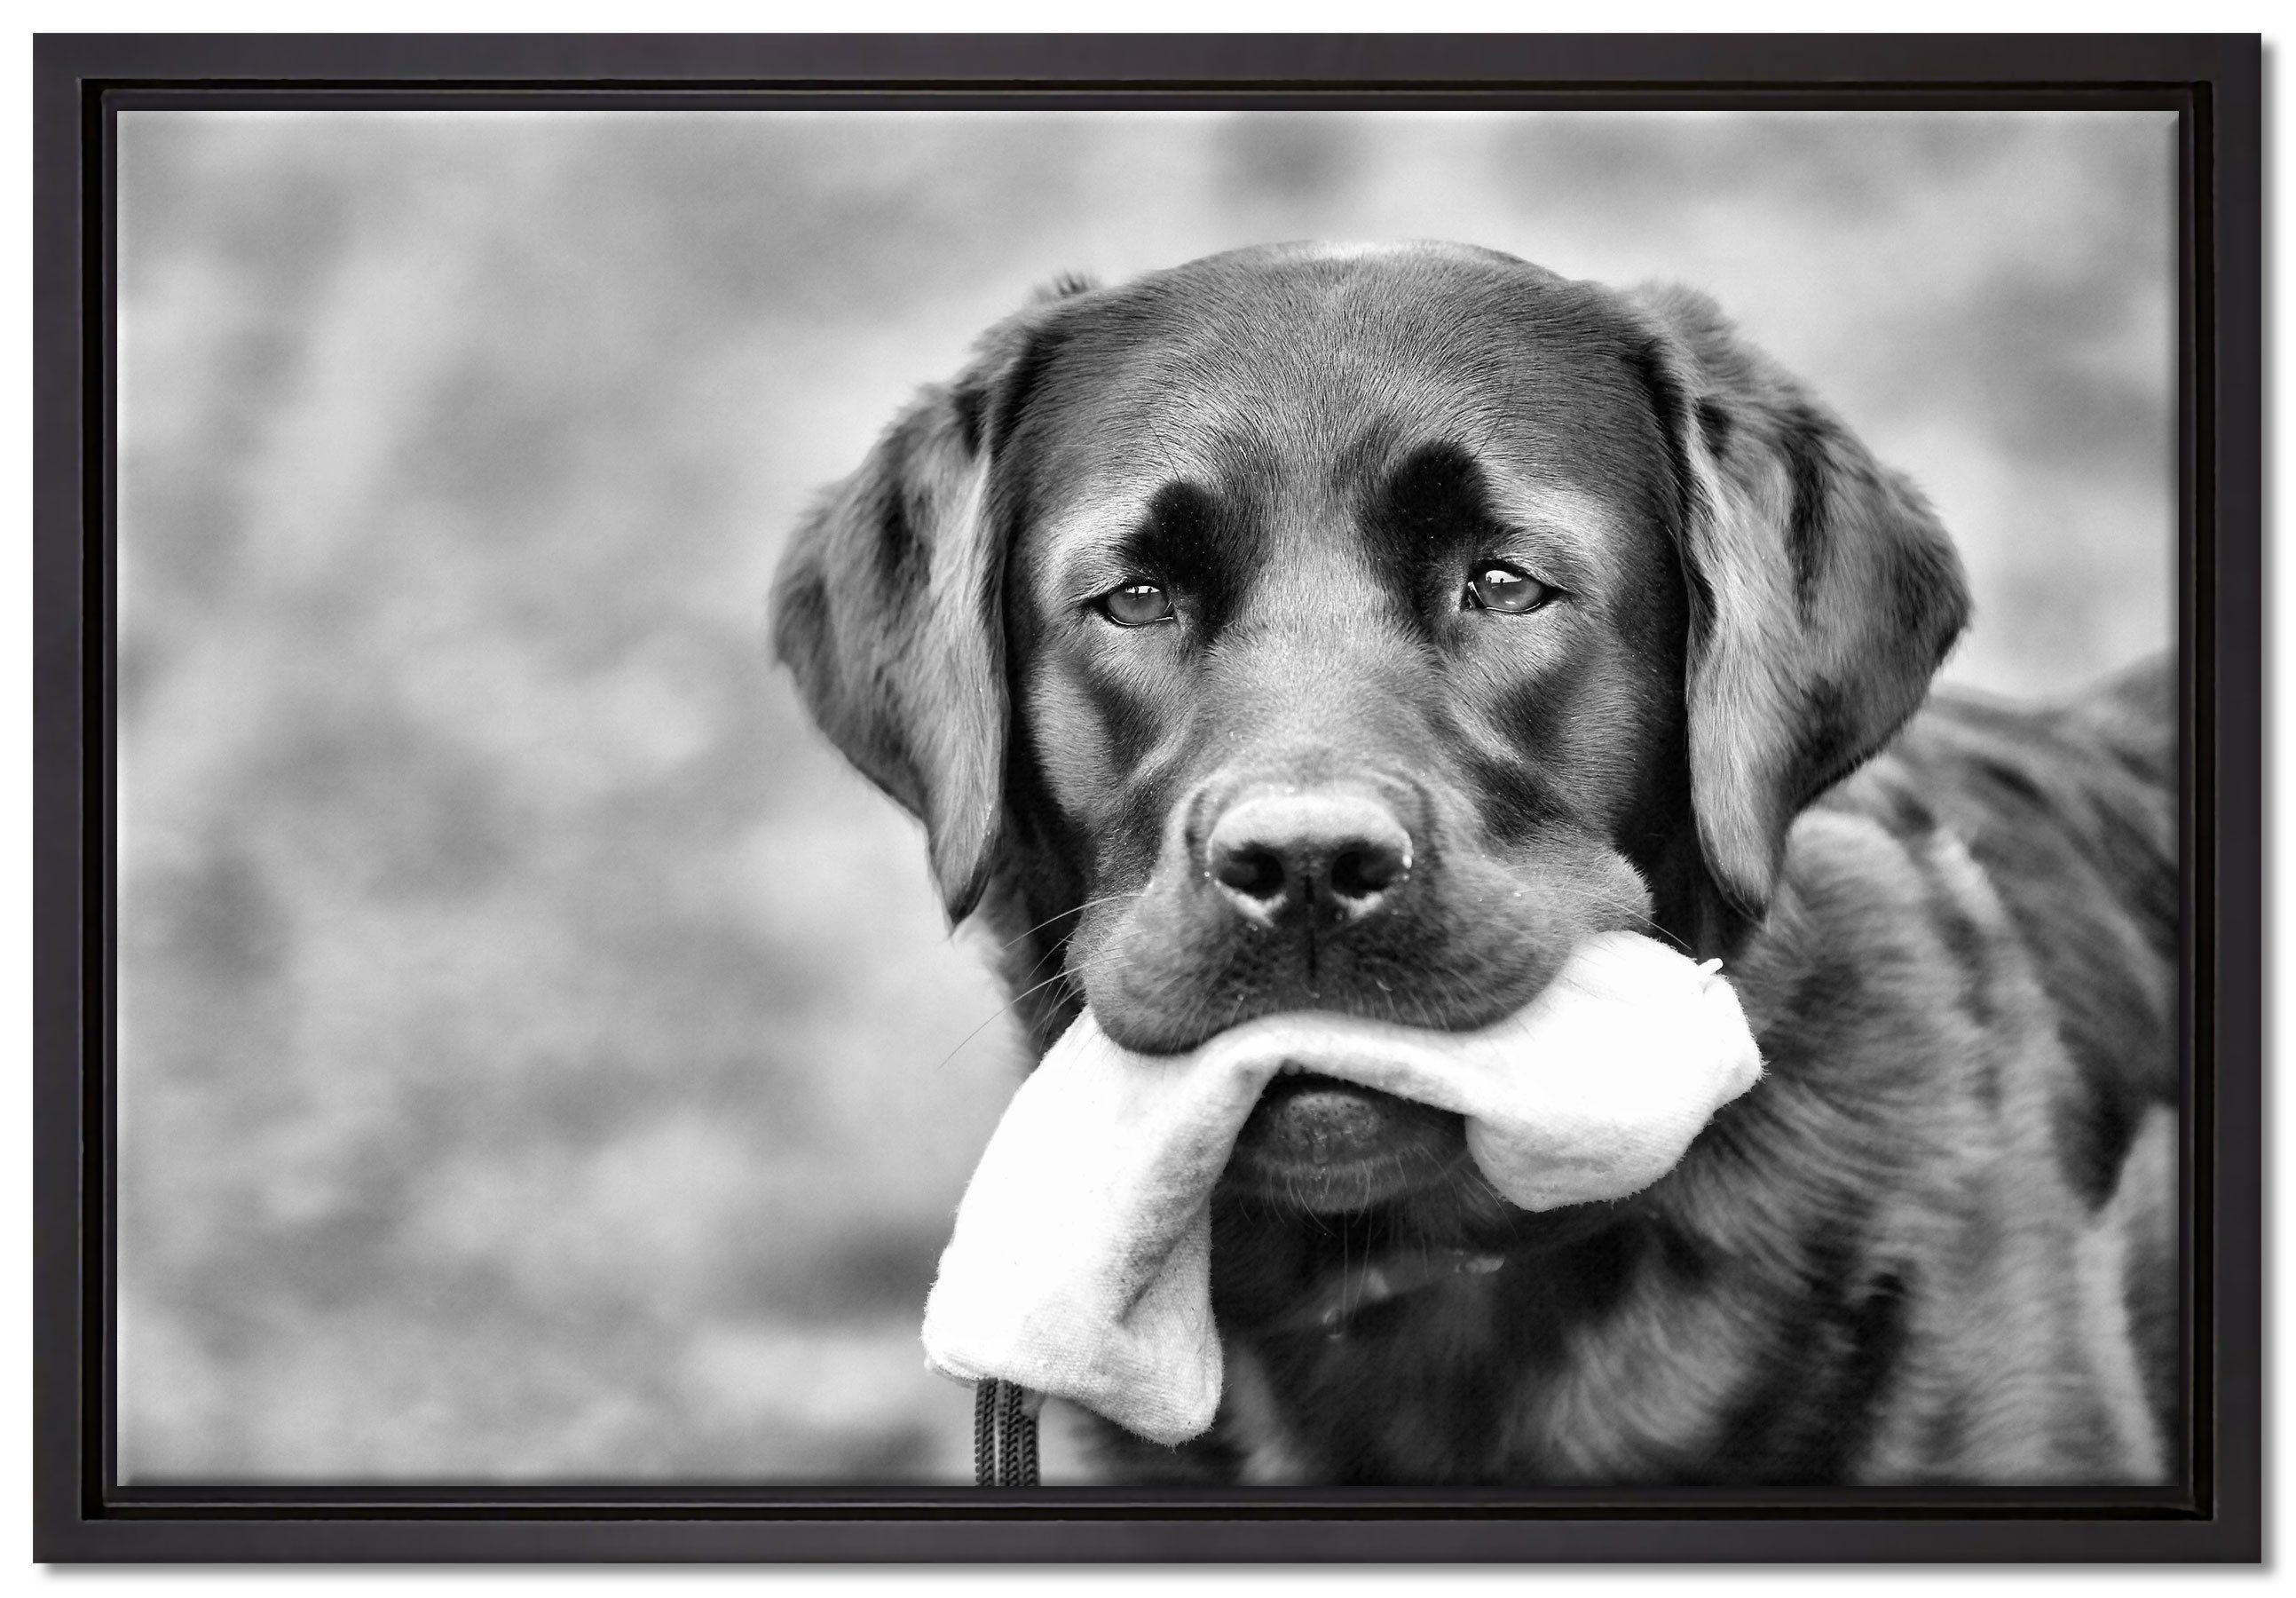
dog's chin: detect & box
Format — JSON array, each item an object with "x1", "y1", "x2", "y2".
[{"x1": 1220, "y1": 1072, "x2": 1469, "y2": 1215}]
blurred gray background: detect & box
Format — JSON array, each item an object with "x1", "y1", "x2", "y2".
[{"x1": 115, "y1": 108, "x2": 2176, "y2": 1483}]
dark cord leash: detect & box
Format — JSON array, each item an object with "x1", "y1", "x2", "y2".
[{"x1": 973, "y1": 1380, "x2": 1040, "y2": 1486}]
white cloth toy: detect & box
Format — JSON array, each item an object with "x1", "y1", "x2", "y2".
[{"x1": 920, "y1": 930, "x2": 1763, "y2": 1446}]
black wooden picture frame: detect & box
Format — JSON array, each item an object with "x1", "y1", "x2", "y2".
[{"x1": 31, "y1": 31, "x2": 2261, "y2": 1563}]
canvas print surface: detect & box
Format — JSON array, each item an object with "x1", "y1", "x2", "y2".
[{"x1": 114, "y1": 107, "x2": 2178, "y2": 1485}]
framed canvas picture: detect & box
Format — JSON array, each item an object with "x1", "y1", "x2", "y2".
[{"x1": 32, "y1": 32, "x2": 2260, "y2": 1562}]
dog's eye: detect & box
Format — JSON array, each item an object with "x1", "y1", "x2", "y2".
[
  {"x1": 1098, "y1": 581, "x2": 1176, "y2": 628},
  {"x1": 1464, "y1": 565, "x2": 1553, "y2": 614}
]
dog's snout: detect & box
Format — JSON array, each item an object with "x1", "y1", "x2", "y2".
[{"x1": 1205, "y1": 791, "x2": 1413, "y2": 926}]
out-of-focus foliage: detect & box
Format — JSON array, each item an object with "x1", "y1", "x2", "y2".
[{"x1": 115, "y1": 110, "x2": 2175, "y2": 1482}]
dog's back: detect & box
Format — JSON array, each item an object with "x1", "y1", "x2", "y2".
[
  {"x1": 1824, "y1": 655, "x2": 2181, "y2": 1459},
  {"x1": 1843, "y1": 655, "x2": 2179, "y2": 1176}
]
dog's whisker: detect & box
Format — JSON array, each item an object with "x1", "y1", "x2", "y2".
[
  {"x1": 931, "y1": 945, "x2": 1134, "y2": 1071},
  {"x1": 990, "y1": 890, "x2": 1142, "y2": 956}
]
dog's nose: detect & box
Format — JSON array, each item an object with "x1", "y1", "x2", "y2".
[{"x1": 1206, "y1": 791, "x2": 1412, "y2": 926}]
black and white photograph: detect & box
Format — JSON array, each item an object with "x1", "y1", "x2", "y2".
[{"x1": 112, "y1": 101, "x2": 2186, "y2": 1494}]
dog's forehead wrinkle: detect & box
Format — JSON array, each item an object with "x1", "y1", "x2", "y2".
[
  {"x1": 1480, "y1": 479, "x2": 1638, "y2": 593},
  {"x1": 1039, "y1": 502, "x2": 1160, "y2": 597}
]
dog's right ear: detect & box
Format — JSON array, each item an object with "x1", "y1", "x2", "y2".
[{"x1": 771, "y1": 285, "x2": 1088, "y2": 923}]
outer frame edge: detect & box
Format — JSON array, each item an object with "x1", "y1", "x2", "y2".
[{"x1": 33, "y1": 29, "x2": 2263, "y2": 1566}]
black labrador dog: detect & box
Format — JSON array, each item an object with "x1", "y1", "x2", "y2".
[{"x1": 772, "y1": 242, "x2": 2178, "y2": 1485}]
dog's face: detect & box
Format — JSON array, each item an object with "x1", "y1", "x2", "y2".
[{"x1": 777, "y1": 242, "x2": 1967, "y2": 1222}]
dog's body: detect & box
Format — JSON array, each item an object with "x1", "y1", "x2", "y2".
[{"x1": 773, "y1": 242, "x2": 2179, "y2": 1484}]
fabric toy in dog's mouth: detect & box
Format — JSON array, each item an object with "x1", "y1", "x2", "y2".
[{"x1": 920, "y1": 930, "x2": 1765, "y2": 1447}]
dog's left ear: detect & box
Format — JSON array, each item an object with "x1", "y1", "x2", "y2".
[
  {"x1": 1629, "y1": 284, "x2": 1972, "y2": 922},
  {"x1": 771, "y1": 284, "x2": 1087, "y2": 922}
]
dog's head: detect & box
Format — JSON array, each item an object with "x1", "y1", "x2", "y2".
[{"x1": 775, "y1": 242, "x2": 1967, "y2": 1220}]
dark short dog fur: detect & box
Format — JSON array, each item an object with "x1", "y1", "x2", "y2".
[{"x1": 772, "y1": 242, "x2": 2178, "y2": 1485}]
